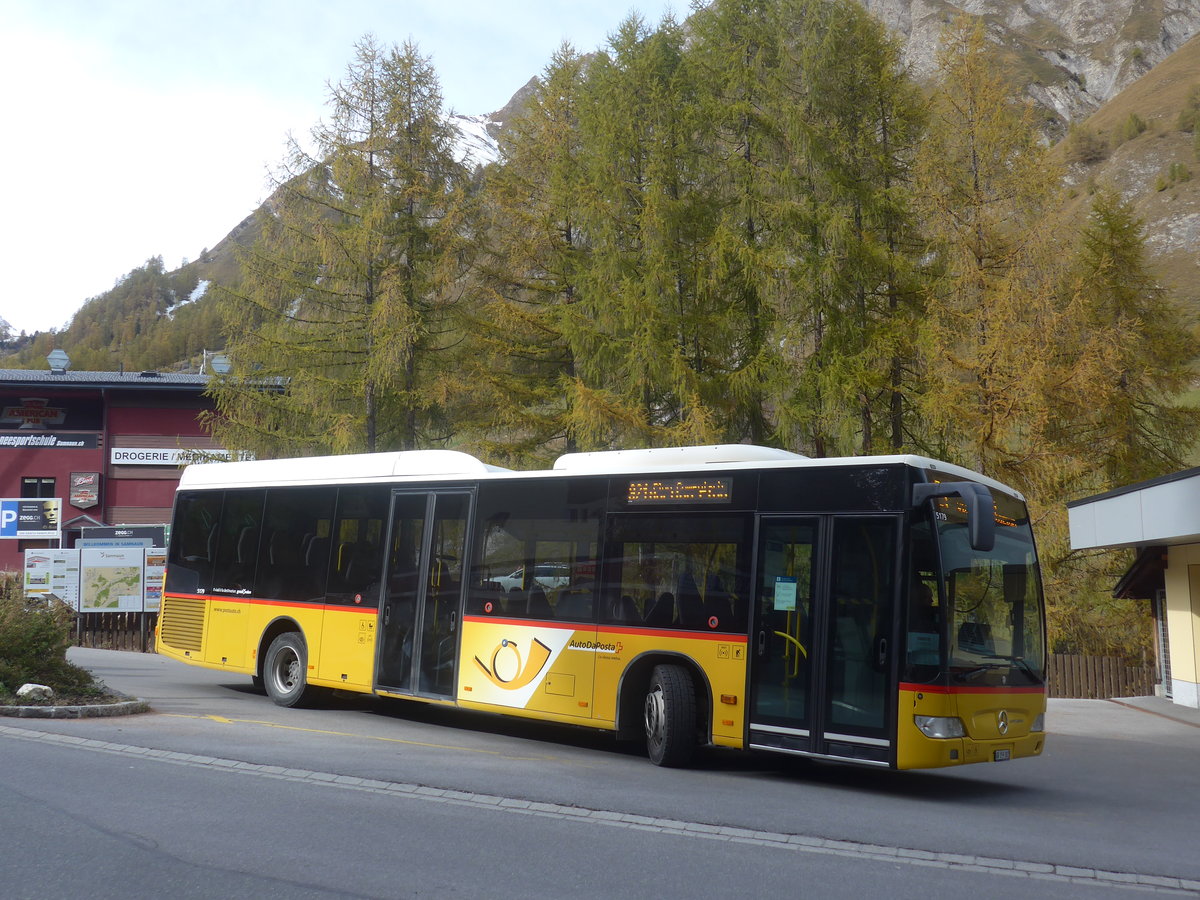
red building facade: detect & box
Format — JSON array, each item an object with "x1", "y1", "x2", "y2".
[{"x1": 0, "y1": 366, "x2": 219, "y2": 572}]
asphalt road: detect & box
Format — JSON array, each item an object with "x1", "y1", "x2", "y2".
[{"x1": 1, "y1": 649, "x2": 1197, "y2": 898}]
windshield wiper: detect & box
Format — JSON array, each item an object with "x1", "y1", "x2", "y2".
[
  {"x1": 952, "y1": 663, "x2": 1003, "y2": 683},
  {"x1": 954, "y1": 655, "x2": 1042, "y2": 684}
]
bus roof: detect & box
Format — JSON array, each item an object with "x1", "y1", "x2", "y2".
[{"x1": 176, "y1": 444, "x2": 1023, "y2": 501}]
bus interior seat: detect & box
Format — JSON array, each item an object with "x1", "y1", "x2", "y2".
[
  {"x1": 612, "y1": 594, "x2": 641, "y2": 624},
  {"x1": 644, "y1": 592, "x2": 674, "y2": 627},
  {"x1": 472, "y1": 584, "x2": 506, "y2": 614},
  {"x1": 305, "y1": 536, "x2": 330, "y2": 575},
  {"x1": 527, "y1": 586, "x2": 552, "y2": 618},
  {"x1": 236, "y1": 526, "x2": 259, "y2": 564},
  {"x1": 554, "y1": 589, "x2": 592, "y2": 620},
  {"x1": 676, "y1": 572, "x2": 705, "y2": 629},
  {"x1": 957, "y1": 622, "x2": 994, "y2": 654},
  {"x1": 704, "y1": 575, "x2": 733, "y2": 625}
]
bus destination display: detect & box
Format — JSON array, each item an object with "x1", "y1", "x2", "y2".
[{"x1": 627, "y1": 477, "x2": 733, "y2": 505}]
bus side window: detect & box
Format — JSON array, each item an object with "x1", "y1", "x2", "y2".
[
  {"x1": 254, "y1": 487, "x2": 336, "y2": 602},
  {"x1": 327, "y1": 486, "x2": 388, "y2": 606},
  {"x1": 603, "y1": 513, "x2": 751, "y2": 633},
  {"x1": 471, "y1": 479, "x2": 604, "y2": 623},
  {"x1": 210, "y1": 490, "x2": 265, "y2": 593},
  {"x1": 167, "y1": 491, "x2": 223, "y2": 595}
]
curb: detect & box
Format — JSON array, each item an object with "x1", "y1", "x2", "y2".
[{"x1": 0, "y1": 697, "x2": 150, "y2": 719}]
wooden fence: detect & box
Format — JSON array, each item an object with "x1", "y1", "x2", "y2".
[
  {"x1": 73, "y1": 613, "x2": 159, "y2": 653},
  {"x1": 1047, "y1": 654, "x2": 1156, "y2": 699}
]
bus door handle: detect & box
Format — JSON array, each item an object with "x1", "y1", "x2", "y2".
[
  {"x1": 757, "y1": 630, "x2": 766, "y2": 656},
  {"x1": 383, "y1": 605, "x2": 391, "y2": 626},
  {"x1": 449, "y1": 611, "x2": 456, "y2": 634},
  {"x1": 876, "y1": 636, "x2": 888, "y2": 669}
]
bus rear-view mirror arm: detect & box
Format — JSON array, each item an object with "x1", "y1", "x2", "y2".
[{"x1": 912, "y1": 482, "x2": 995, "y2": 553}]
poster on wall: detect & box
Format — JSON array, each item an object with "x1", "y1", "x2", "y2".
[
  {"x1": 143, "y1": 549, "x2": 166, "y2": 612},
  {"x1": 0, "y1": 498, "x2": 62, "y2": 539},
  {"x1": 79, "y1": 547, "x2": 145, "y2": 612},
  {"x1": 23, "y1": 549, "x2": 81, "y2": 608}
]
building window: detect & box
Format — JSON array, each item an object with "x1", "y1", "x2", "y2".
[{"x1": 21, "y1": 477, "x2": 55, "y2": 498}]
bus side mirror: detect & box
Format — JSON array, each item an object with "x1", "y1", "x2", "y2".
[{"x1": 912, "y1": 482, "x2": 995, "y2": 553}]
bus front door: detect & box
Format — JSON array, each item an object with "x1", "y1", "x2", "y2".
[
  {"x1": 749, "y1": 516, "x2": 897, "y2": 766},
  {"x1": 376, "y1": 491, "x2": 471, "y2": 699}
]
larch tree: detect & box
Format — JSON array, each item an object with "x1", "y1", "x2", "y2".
[
  {"x1": 566, "y1": 15, "x2": 725, "y2": 448},
  {"x1": 205, "y1": 36, "x2": 471, "y2": 458},
  {"x1": 469, "y1": 45, "x2": 589, "y2": 463},
  {"x1": 912, "y1": 19, "x2": 1065, "y2": 487},
  {"x1": 768, "y1": 0, "x2": 925, "y2": 457},
  {"x1": 1054, "y1": 187, "x2": 1200, "y2": 488},
  {"x1": 685, "y1": 0, "x2": 789, "y2": 446}
]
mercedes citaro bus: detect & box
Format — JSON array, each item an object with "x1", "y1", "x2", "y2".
[{"x1": 157, "y1": 444, "x2": 1046, "y2": 769}]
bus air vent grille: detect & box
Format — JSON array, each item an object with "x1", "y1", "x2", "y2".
[{"x1": 160, "y1": 596, "x2": 206, "y2": 652}]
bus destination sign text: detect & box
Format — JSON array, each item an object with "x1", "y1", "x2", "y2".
[{"x1": 627, "y1": 477, "x2": 733, "y2": 505}]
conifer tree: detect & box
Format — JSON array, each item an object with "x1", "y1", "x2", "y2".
[
  {"x1": 687, "y1": 0, "x2": 790, "y2": 446},
  {"x1": 1054, "y1": 187, "x2": 1200, "y2": 486},
  {"x1": 769, "y1": 0, "x2": 924, "y2": 456},
  {"x1": 206, "y1": 36, "x2": 471, "y2": 457},
  {"x1": 566, "y1": 15, "x2": 726, "y2": 448},
  {"x1": 912, "y1": 19, "x2": 1064, "y2": 485},
  {"x1": 469, "y1": 45, "x2": 588, "y2": 462}
]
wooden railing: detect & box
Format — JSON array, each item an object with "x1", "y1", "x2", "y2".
[{"x1": 1047, "y1": 654, "x2": 1156, "y2": 699}]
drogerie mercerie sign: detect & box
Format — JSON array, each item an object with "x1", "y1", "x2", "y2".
[{"x1": 110, "y1": 448, "x2": 238, "y2": 466}]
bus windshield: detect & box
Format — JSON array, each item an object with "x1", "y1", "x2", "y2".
[{"x1": 933, "y1": 489, "x2": 1046, "y2": 687}]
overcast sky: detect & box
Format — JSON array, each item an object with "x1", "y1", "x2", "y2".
[{"x1": 0, "y1": 0, "x2": 680, "y2": 337}]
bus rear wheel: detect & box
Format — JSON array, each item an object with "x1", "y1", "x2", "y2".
[
  {"x1": 644, "y1": 664, "x2": 696, "y2": 767},
  {"x1": 264, "y1": 632, "x2": 312, "y2": 708}
]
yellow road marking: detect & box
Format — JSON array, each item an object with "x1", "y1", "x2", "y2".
[{"x1": 164, "y1": 713, "x2": 554, "y2": 761}]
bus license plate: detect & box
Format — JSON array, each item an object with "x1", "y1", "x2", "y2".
[{"x1": 994, "y1": 749, "x2": 1011, "y2": 762}]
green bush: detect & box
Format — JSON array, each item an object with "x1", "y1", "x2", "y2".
[
  {"x1": 1063, "y1": 124, "x2": 1107, "y2": 164},
  {"x1": 0, "y1": 574, "x2": 102, "y2": 701},
  {"x1": 1112, "y1": 112, "x2": 1148, "y2": 148},
  {"x1": 1177, "y1": 85, "x2": 1200, "y2": 132}
]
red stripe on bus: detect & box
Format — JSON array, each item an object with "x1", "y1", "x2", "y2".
[
  {"x1": 462, "y1": 615, "x2": 747, "y2": 642},
  {"x1": 900, "y1": 682, "x2": 1045, "y2": 695},
  {"x1": 462, "y1": 615, "x2": 586, "y2": 632}
]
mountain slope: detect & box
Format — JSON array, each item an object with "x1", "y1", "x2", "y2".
[
  {"x1": 860, "y1": 0, "x2": 1200, "y2": 135},
  {"x1": 1058, "y1": 31, "x2": 1200, "y2": 311}
]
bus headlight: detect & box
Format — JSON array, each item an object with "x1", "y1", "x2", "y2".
[
  {"x1": 914, "y1": 715, "x2": 965, "y2": 739},
  {"x1": 1031, "y1": 713, "x2": 1045, "y2": 732}
]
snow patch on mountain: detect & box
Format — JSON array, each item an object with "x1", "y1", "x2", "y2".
[
  {"x1": 450, "y1": 113, "x2": 500, "y2": 168},
  {"x1": 165, "y1": 280, "x2": 210, "y2": 319}
]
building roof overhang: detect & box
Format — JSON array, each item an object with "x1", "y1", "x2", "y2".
[{"x1": 1068, "y1": 467, "x2": 1200, "y2": 551}]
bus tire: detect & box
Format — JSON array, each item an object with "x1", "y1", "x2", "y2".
[
  {"x1": 263, "y1": 632, "x2": 311, "y2": 708},
  {"x1": 644, "y1": 664, "x2": 696, "y2": 767}
]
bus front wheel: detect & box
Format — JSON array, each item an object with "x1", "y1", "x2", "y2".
[
  {"x1": 264, "y1": 632, "x2": 311, "y2": 708},
  {"x1": 644, "y1": 664, "x2": 696, "y2": 767}
]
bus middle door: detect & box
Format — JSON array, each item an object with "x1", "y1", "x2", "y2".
[{"x1": 376, "y1": 490, "x2": 471, "y2": 699}]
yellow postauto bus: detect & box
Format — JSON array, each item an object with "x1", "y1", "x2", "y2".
[{"x1": 157, "y1": 444, "x2": 1046, "y2": 769}]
